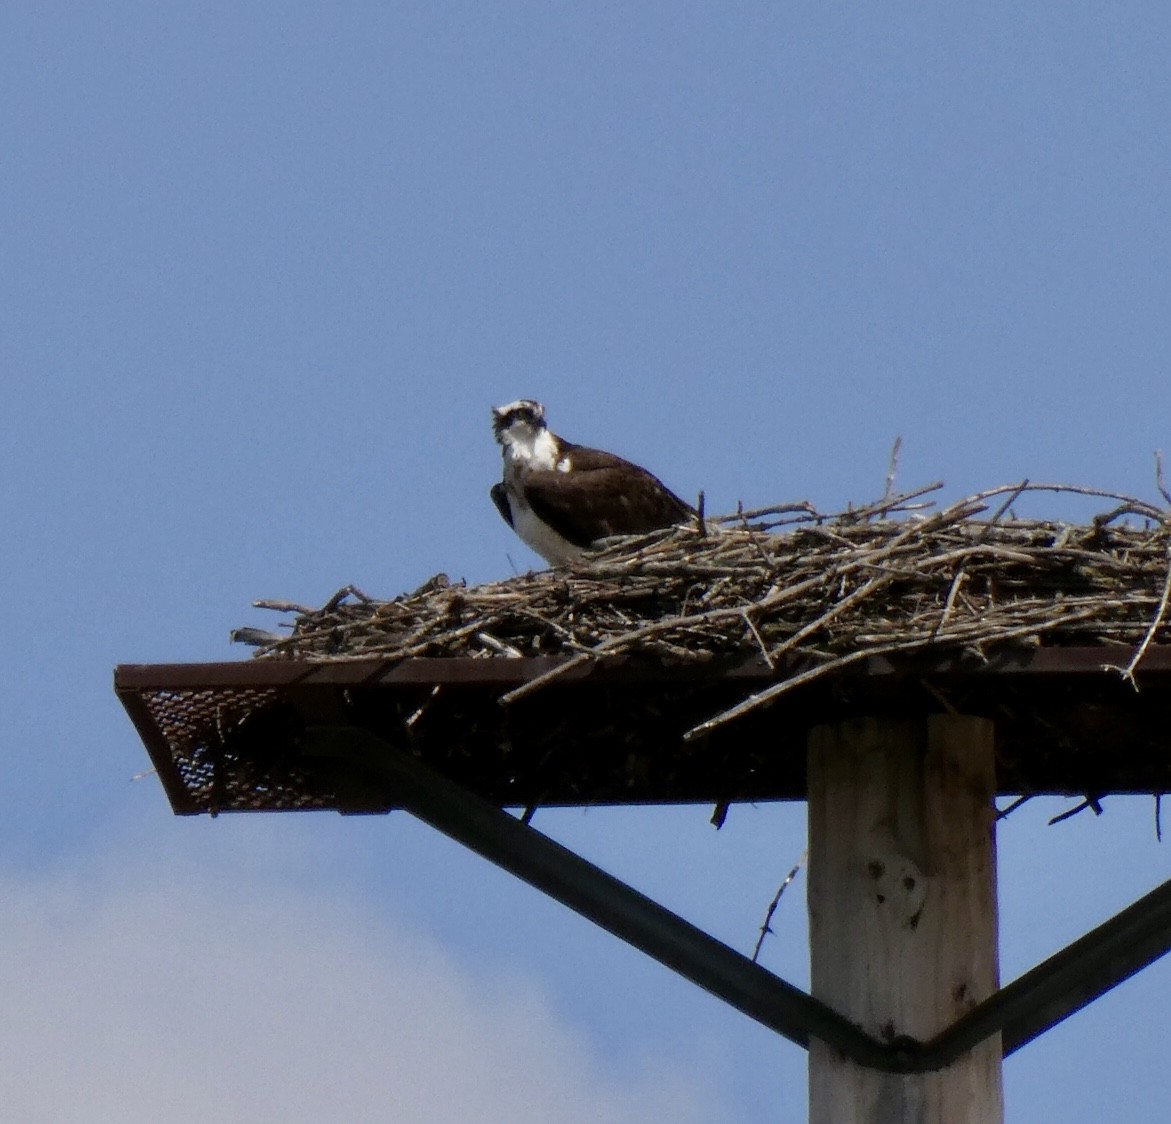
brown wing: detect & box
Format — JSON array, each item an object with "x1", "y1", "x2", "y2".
[
  {"x1": 489, "y1": 482, "x2": 514, "y2": 528},
  {"x1": 522, "y1": 445, "x2": 693, "y2": 548}
]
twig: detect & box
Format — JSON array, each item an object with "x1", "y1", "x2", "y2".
[
  {"x1": 405, "y1": 685, "x2": 442, "y2": 729},
  {"x1": 476, "y1": 632, "x2": 524, "y2": 658},
  {"x1": 499, "y1": 652, "x2": 593, "y2": 705},
  {"x1": 253, "y1": 599, "x2": 317, "y2": 614},
  {"x1": 882, "y1": 436, "x2": 903, "y2": 502},
  {"x1": 930, "y1": 567, "x2": 966, "y2": 641},
  {"x1": 1117, "y1": 544, "x2": 1171, "y2": 688},
  {"x1": 766, "y1": 573, "x2": 893, "y2": 662},
  {"x1": 324, "y1": 584, "x2": 372, "y2": 610},
  {"x1": 996, "y1": 794, "x2": 1033, "y2": 821},
  {"x1": 684, "y1": 646, "x2": 892, "y2": 741},
  {"x1": 1156, "y1": 451, "x2": 1171, "y2": 509},
  {"x1": 752, "y1": 850, "x2": 807, "y2": 962},
  {"x1": 742, "y1": 612, "x2": 775, "y2": 670},
  {"x1": 979, "y1": 479, "x2": 1029, "y2": 539},
  {"x1": 685, "y1": 608, "x2": 1098, "y2": 741},
  {"x1": 230, "y1": 627, "x2": 285, "y2": 647},
  {"x1": 712, "y1": 501, "x2": 819, "y2": 523},
  {"x1": 1048, "y1": 796, "x2": 1105, "y2": 826}
]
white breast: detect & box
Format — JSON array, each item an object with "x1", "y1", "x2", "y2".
[
  {"x1": 508, "y1": 499, "x2": 585, "y2": 566},
  {"x1": 500, "y1": 430, "x2": 584, "y2": 565}
]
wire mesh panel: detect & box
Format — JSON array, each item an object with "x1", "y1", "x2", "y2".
[{"x1": 117, "y1": 651, "x2": 1171, "y2": 817}]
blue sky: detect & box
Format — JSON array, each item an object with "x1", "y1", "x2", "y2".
[{"x1": 4, "y1": 2, "x2": 1171, "y2": 1119}]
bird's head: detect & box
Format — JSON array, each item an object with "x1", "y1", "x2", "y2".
[{"x1": 491, "y1": 399, "x2": 548, "y2": 448}]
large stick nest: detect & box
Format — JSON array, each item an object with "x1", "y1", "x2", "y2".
[{"x1": 239, "y1": 481, "x2": 1171, "y2": 738}]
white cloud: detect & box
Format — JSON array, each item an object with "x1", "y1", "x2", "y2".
[{"x1": 0, "y1": 845, "x2": 719, "y2": 1124}]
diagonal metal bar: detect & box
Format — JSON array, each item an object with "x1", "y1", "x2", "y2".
[
  {"x1": 917, "y1": 873, "x2": 1171, "y2": 1066},
  {"x1": 301, "y1": 725, "x2": 899, "y2": 1071},
  {"x1": 301, "y1": 725, "x2": 1171, "y2": 1074}
]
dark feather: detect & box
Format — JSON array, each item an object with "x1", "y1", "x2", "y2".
[
  {"x1": 489, "y1": 483, "x2": 514, "y2": 528},
  {"x1": 521, "y1": 443, "x2": 693, "y2": 548}
]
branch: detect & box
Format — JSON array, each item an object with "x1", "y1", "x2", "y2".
[
  {"x1": 752, "y1": 850, "x2": 807, "y2": 963},
  {"x1": 882, "y1": 436, "x2": 903, "y2": 502}
]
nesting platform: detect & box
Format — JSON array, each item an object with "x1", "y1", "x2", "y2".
[
  {"x1": 117, "y1": 481, "x2": 1171, "y2": 817},
  {"x1": 114, "y1": 484, "x2": 1171, "y2": 1114},
  {"x1": 116, "y1": 645, "x2": 1171, "y2": 818}
]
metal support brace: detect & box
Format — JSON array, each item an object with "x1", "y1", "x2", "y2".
[
  {"x1": 931, "y1": 873, "x2": 1171, "y2": 1062},
  {"x1": 304, "y1": 725, "x2": 1171, "y2": 1074}
]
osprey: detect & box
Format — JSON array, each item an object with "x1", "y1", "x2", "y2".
[{"x1": 490, "y1": 399, "x2": 693, "y2": 566}]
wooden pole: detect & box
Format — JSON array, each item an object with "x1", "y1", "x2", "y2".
[{"x1": 807, "y1": 716, "x2": 1002, "y2": 1124}]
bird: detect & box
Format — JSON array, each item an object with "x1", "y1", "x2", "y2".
[{"x1": 490, "y1": 399, "x2": 694, "y2": 566}]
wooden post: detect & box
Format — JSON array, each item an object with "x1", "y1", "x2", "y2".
[{"x1": 807, "y1": 716, "x2": 1002, "y2": 1124}]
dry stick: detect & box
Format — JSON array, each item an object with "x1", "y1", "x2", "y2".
[
  {"x1": 503, "y1": 569, "x2": 841, "y2": 703},
  {"x1": 511, "y1": 607, "x2": 593, "y2": 650},
  {"x1": 851, "y1": 600, "x2": 1095, "y2": 644},
  {"x1": 1094, "y1": 502, "x2": 1163, "y2": 528},
  {"x1": 501, "y1": 507, "x2": 971, "y2": 705},
  {"x1": 684, "y1": 608, "x2": 1099, "y2": 741},
  {"x1": 405, "y1": 685, "x2": 442, "y2": 728},
  {"x1": 799, "y1": 524, "x2": 862, "y2": 549},
  {"x1": 385, "y1": 616, "x2": 510, "y2": 660},
  {"x1": 711, "y1": 482, "x2": 943, "y2": 527},
  {"x1": 253, "y1": 598, "x2": 317, "y2": 615},
  {"x1": 737, "y1": 510, "x2": 781, "y2": 571},
  {"x1": 864, "y1": 480, "x2": 944, "y2": 516},
  {"x1": 1156, "y1": 451, "x2": 1171, "y2": 509},
  {"x1": 841, "y1": 481, "x2": 946, "y2": 522},
  {"x1": 1116, "y1": 543, "x2": 1171, "y2": 688},
  {"x1": 930, "y1": 567, "x2": 967, "y2": 641},
  {"x1": 977, "y1": 478, "x2": 1030, "y2": 540},
  {"x1": 765, "y1": 573, "x2": 894, "y2": 662},
  {"x1": 475, "y1": 632, "x2": 524, "y2": 658},
  {"x1": 324, "y1": 584, "x2": 372, "y2": 610},
  {"x1": 1048, "y1": 796, "x2": 1105, "y2": 826},
  {"x1": 711, "y1": 500, "x2": 822, "y2": 524},
  {"x1": 996, "y1": 795, "x2": 1034, "y2": 821},
  {"x1": 498, "y1": 650, "x2": 594, "y2": 704},
  {"x1": 742, "y1": 611, "x2": 775, "y2": 669},
  {"x1": 752, "y1": 849, "x2": 807, "y2": 963},
  {"x1": 882, "y1": 436, "x2": 903, "y2": 503},
  {"x1": 684, "y1": 646, "x2": 895, "y2": 741},
  {"x1": 971, "y1": 481, "x2": 1163, "y2": 518},
  {"x1": 864, "y1": 542, "x2": 1041, "y2": 570}
]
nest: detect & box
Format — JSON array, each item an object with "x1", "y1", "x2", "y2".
[{"x1": 238, "y1": 480, "x2": 1171, "y2": 740}]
